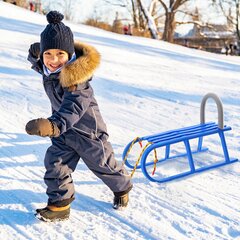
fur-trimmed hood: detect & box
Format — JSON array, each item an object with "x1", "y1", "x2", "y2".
[{"x1": 59, "y1": 41, "x2": 101, "y2": 88}]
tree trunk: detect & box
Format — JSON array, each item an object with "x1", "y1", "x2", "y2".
[
  {"x1": 137, "y1": 0, "x2": 159, "y2": 39},
  {"x1": 236, "y1": 0, "x2": 240, "y2": 43},
  {"x1": 158, "y1": 0, "x2": 189, "y2": 42},
  {"x1": 136, "y1": 1, "x2": 146, "y2": 30},
  {"x1": 162, "y1": 11, "x2": 176, "y2": 42},
  {"x1": 130, "y1": 0, "x2": 138, "y2": 28}
]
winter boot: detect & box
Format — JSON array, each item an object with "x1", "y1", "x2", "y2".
[
  {"x1": 35, "y1": 205, "x2": 70, "y2": 222},
  {"x1": 36, "y1": 206, "x2": 49, "y2": 214},
  {"x1": 113, "y1": 193, "x2": 129, "y2": 210}
]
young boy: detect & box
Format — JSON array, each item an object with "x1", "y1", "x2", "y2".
[{"x1": 26, "y1": 11, "x2": 132, "y2": 222}]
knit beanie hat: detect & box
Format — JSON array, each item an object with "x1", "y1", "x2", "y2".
[{"x1": 40, "y1": 11, "x2": 74, "y2": 57}]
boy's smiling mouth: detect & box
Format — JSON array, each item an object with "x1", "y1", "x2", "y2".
[{"x1": 48, "y1": 63, "x2": 63, "y2": 71}]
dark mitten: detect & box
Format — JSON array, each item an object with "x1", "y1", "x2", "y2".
[
  {"x1": 29, "y1": 42, "x2": 40, "y2": 59},
  {"x1": 25, "y1": 118, "x2": 60, "y2": 137}
]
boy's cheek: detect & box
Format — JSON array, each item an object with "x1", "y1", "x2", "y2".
[{"x1": 42, "y1": 56, "x2": 48, "y2": 65}]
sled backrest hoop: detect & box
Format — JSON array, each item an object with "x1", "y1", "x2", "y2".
[{"x1": 200, "y1": 93, "x2": 224, "y2": 129}]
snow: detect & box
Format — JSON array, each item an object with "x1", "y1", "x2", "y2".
[{"x1": 0, "y1": 2, "x2": 240, "y2": 240}]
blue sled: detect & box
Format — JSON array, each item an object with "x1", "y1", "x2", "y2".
[{"x1": 122, "y1": 93, "x2": 238, "y2": 183}]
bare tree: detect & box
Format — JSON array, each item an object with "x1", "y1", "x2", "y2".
[
  {"x1": 158, "y1": 0, "x2": 190, "y2": 43},
  {"x1": 213, "y1": 0, "x2": 240, "y2": 43},
  {"x1": 103, "y1": 0, "x2": 138, "y2": 27},
  {"x1": 130, "y1": 0, "x2": 138, "y2": 28},
  {"x1": 62, "y1": 0, "x2": 75, "y2": 20},
  {"x1": 42, "y1": 0, "x2": 76, "y2": 20},
  {"x1": 137, "y1": 0, "x2": 159, "y2": 39},
  {"x1": 103, "y1": 0, "x2": 128, "y2": 7}
]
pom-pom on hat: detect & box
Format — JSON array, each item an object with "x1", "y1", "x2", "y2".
[{"x1": 40, "y1": 11, "x2": 74, "y2": 57}]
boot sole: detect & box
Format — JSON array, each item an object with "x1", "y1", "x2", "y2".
[
  {"x1": 34, "y1": 212, "x2": 69, "y2": 222},
  {"x1": 112, "y1": 204, "x2": 127, "y2": 211}
]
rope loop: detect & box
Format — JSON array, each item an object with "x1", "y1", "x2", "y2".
[
  {"x1": 122, "y1": 137, "x2": 141, "y2": 167},
  {"x1": 122, "y1": 137, "x2": 158, "y2": 178},
  {"x1": 152, "y1": 148, "x2": 158, "y2": 175},
  {"x1": 130, "y1": 142, "x2": 152, "y2": 177}
]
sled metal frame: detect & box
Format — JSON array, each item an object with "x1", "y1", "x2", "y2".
[{"x1": 123, "y1": 93, "x2": 238, "y2": 183}]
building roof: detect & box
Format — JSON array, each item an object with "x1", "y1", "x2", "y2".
[{"x1": 175, "y1": 23, "x2": 235, "y2": 39}]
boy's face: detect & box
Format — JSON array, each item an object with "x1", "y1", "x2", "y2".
[{"x1": 43, "y1": 49, "x2": 69, "y2": 72}]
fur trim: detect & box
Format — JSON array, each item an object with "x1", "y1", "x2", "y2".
[{"x1": 59, "y1": 41, "x2": 101, "y2": 88}]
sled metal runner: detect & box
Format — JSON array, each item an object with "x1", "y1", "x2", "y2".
[{"x1": 122, "y1": 93, "x2": 238, "y2": 183}]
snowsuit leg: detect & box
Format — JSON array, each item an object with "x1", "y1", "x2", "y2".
[
  {"x1": 44, "y1": 131, "x2": 132, "y2": 206},
  {"x1": 65, "y1": 130, "x2": 132, "y2": 194},
  {"x1": 44, "y1": 135, "x2": 80, "y2": 206}
]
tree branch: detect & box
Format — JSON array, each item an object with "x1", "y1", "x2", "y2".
[
  {"x1": 157, "y1": 0, "x2": 168, "y2": 13},
  {"x1": 173, "y1": 0, "x2": 190, "y2": 12},
  {"x1": 103, "y1": 0, "x2": 127, "y2": 7}
]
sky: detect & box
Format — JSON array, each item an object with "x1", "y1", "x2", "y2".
[
  {"x1": 0, "y1": 1, "x2": 240, "y2": 240},
  {"x1": 41, "y1": 0, "x2": 121, "y2": 23}
]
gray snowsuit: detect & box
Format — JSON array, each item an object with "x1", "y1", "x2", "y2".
[{"x1": 28, "y1": 41, "x2": 132, "y2": 207}]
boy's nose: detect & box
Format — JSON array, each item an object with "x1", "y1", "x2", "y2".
[{"x1": 51, "y1": 56, "x2": 58, "y2": 62}]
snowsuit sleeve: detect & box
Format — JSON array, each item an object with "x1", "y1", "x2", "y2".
[
  {"x1": 27, "y1": 42, "x2": 43, "y2": 74},
  {"x1": 48, "y1": 83, "x2": 92, "y2": 135}
]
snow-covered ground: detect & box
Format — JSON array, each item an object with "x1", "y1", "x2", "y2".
[{"x1": 0, "y1": 2, "x2": 239, "y2": 240}]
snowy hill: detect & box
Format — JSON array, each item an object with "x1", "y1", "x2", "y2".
[{"x1": 0, "y1": 2, "x2": 239, "y2": 240}]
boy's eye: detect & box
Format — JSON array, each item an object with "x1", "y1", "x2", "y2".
[{"x1": 44, "y1": 52, "x2": 51, "y2": 55}]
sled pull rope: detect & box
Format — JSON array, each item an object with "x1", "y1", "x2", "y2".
[
  {"x1": 130, "y1": 142, "x2": 152, "y2": 177},
  {"x1": 152, "y1": 149, "x2": 158, "y2": 175},
  {"x1": 122, "y1": 137, "x2": 141, "y2": 167}
]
